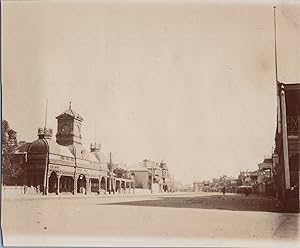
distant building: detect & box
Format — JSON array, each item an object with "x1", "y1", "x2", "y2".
[
  {"x1": 178, "y1": 184, "x2": 193, "y2": 192},
  {"x1": 193, "y1": 181, "x2": 203, "y2": 192},
  {"x1": 256, "y1": 158, "x2": 274, "y2": 195},
  {"x1": 130, "y1": 159, "x2": 173, "y2": 193},
  {"x1": 129, "y1": 165, "x2": 149, "y2": 189}
]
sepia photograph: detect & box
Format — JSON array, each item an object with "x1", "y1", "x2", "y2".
[{"x1": 1, "y1": 0, "x2": 300, "y2": 247}]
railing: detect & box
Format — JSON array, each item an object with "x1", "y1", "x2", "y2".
[{"x1": 287, "y1": 115, "x2": 300, "y2": 133}]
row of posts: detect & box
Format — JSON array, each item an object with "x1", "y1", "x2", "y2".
[
  {"x1": 51, "y1": 174, "x2": 135, "y2": 195},
  {"x1": 107, "y1": 177, "x2": 135, "y2": 194}
]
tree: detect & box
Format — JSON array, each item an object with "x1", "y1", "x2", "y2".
[
  {"x1": 113, "y1": 167, "x2": 129, "y2": 179},
  {"x1": 2, "y1": 120, "x2": 24, "y2": 185}
]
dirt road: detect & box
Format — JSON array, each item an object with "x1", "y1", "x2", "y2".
[{"x1": 2, "y1": 192, "x2": 299, "y2": 247}]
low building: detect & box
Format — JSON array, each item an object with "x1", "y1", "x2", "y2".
[
  {"x1": 178, "y1": 184, "x2": 193, "y2": 192},
  {"x1": 129, "y1": 166, "x2": 149, "y2": 189}
]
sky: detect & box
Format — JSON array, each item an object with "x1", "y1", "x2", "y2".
[{"x1": 2, "y1": 0, "x2": 300, "y2": 184}]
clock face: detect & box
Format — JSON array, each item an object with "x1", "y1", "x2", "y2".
[{"x1": 61, "y1": 124, "x2": 71, "y2": 135}]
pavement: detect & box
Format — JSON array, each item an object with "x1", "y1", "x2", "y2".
[{"x1": 1, "y1": 192, "x2": 299, "y2": 247}]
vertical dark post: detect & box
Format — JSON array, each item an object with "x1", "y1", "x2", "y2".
[
  {"x1": 274, "y1": 6, "x2": 282, "y2": 133},
  {"x1": 151, "y1": 163, "x2": 154, "y2": 194},
  {"x1": 280, "y1": 87, "x2": 291, "y2": 190},
  {"x1": 44, "y1": 99, "x2": 48, "y2": 130},
  {"x1": 273, "y1": 6, "x2": 278, "y2": 83},
  {"x1": 108, "y1": 152, "x2": 112, "y2": 194},
  {"x1": 42, "y1": 99, "x2": 49, "y2": 195}
]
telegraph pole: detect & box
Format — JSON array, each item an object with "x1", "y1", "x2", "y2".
[
  {"x1": 273, "y1": 6, "x2": 278, "y2": 83},
  {"x1": 151, "y1": 162, "x2": 154, "y2": 194},
  {"x1": 273, "y1": 6, "x2": 290, "y2": 192},
  {"x1": 43, "y1": 99, "x2": 49, "y2": 195},
  {"x1": 109, "y1": 152, "x2": 112, "y2": 194},
  {"x1": 44, "y1": 99, "x2": 48, "y2": 130},
  {"x1": 274, "y1": 6, "x2": 282, "y2": 134}
]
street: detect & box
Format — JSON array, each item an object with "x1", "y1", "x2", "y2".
[{"x1": 1, "y1": 192, "x2": 299, "y2": 247}]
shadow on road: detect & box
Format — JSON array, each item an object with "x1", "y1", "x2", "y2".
[{"x1": 103, "y1": 194, "x2": 285, "y2": 213}]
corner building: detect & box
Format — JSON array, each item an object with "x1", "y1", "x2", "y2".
[
  {"x1": 273, "y1": 83, "x2": 300, "y2": 212},
  {"x1": 26, "y1": 105, "x2": 108, "y2": 195}
]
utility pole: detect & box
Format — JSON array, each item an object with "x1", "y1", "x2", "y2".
[
  {"x1": 109, "y1": 152, "x2": 112, "y2": 194},
  {"x1": 274, "y1": 6, "x2": 282, "y2": 134},
  {"x1": 151, "y1": 162, "x2": 154, "y2": 194},
  {"x1": 281, "y1": 86, "x2": 291, "y2": 190},
  {"x1": 44, "y1": 99, "x2": 48, "y2": 131},
  {"x1": 273, "y1": 6, "x2": 278, "y2": 83},
  {"x1": 273, "y1": 6, "x2": 290, "y2": 191},
  {"x1": 43, "y1": 99, "x2": 49, "y2": 195},
  {"x1": 172, "y1": 175, "x2": 175, "y2": 192}
]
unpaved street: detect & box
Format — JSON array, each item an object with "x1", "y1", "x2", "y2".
[{"x1": 2, "y1": 192, "x2": 299, "y2": 247}]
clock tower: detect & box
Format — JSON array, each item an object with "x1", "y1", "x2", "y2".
[{"x1": 56, "y1": 103, "x2": 84, "y2": 146}]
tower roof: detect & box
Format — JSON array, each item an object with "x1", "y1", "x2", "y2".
[{"x1": 56, "y1": 103, "x2": 84, "y2": 121}]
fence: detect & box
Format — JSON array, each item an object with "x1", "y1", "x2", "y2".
[{"x1": 2, "y1": 185, "x2": 42, "y2": 195}]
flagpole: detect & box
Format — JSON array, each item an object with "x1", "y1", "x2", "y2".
[
  {"x1": 274, "y1": 6, "x2": 282, "y2": 134},
  {"x1": 273, "y1": 6, "x2": 278, "y2": 83},
  {"x1": 44, "y1": 99, "x2": 48, "y2": 130},
  {"x1": 43, "y1": 98, "x2": 49, "y2": 195}
]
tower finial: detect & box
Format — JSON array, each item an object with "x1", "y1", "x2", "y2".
[{"x1": 69, "y1": 101, "x2": 72, "y2": 109}]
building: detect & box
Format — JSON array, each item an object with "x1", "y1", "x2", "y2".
[
  {"x1": 111, "y1": 163, "x2": 136, "y2": 194},
  {"x1": 129, "y1": 165, "x2": 149, "y2": 189},
  {"x1": 130, "y1": 159, "x2": 173, "y2": 193},
  {"x1": 256, "y1": 158, "x2": 274, "y2": 195},
  {"x1": 25, "y1": 104, "x2": 134, "y2": 195},
  {"x1": 193, "y1": 181, "x2": 203, "y2": 192},
  {"x1": 160, "y1": 161, "x2": 170, "y2": 192},
  {"x1": 178, "y1": 184, "x2": 193, "y2": 192},
  {"x1": 273, "y1": 82, "x2": 300, "y2": 212},
  {"x1": 202, "y1": 180, "x2": 210, "y2": 192}
]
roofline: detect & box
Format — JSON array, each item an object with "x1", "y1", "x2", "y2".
[
  {"x1": 55, "y1": 114, "x2": 84, "y2": 121},
  {"x1": 279, "y1": 82, "x2": 300, "y2": 90},
  {"x1": 281, "y1": 82, "x2": 300, "y2": 85},
  {"x1": 14, "y1": 151, "x2": 27, "y2": 154}
]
